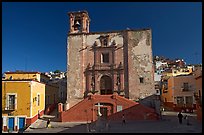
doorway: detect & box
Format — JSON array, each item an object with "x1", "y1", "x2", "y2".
[{"x1": 8, "y1": 117, "x2": 14, "y2": 131}]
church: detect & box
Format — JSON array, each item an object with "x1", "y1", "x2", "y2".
[{"x1": 58, "y1": 10, "x2": 159, "y2": 122}]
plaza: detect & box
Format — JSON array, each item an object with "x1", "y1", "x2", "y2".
[{"x1": 22, "y1": 111, "x2": 202, "y2": 133}]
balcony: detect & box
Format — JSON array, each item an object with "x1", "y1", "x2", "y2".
[
  {"x1": 4, "y1": 105, "x2": 15, "y2": 111},
  {"x1": 181, "y1": 88, "x2": 190, "y2": 91},
  {"x1": 87, "y1": 63, "x2": 123, "y2": 71},
  {"x1": 181, "y1": 86, "x2": 193, "y2": 91},
  {"x1": 95, "y1": 64, "x2": 114, "y2": 70}
]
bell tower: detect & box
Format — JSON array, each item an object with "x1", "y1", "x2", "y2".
[{"x1": 68, "y1": 10, "x2": 90, "y2": 34}]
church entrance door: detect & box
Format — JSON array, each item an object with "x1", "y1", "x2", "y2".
[{"x1": 100, "y1": 75, "x2": 113, "y2": 95}]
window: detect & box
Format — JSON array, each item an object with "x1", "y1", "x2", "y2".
[
  {"x1": 101, "y1": 53, "x2": 109, "y2": 63},
  {"x1": 139, "y1": 77, "x2": 144, "y2": 83},
  {"x1": 8, "y1": 95, "x2": 15, "y2": 109},
  {"x1": 183, "y1": 83, "x2": 189, "y2": 91},
  {"x1": 185, "y1": 96, "x2": 193, "y2": 107},
  {"x1": 177, "y1": 97, "x2": 184, "y2": 107},
  {"x1": 37, "y1": 94, "x2": 40, "y2": 106},
  {"x1": 6, "y1": 94, "x2": 17, "y2": 110}
]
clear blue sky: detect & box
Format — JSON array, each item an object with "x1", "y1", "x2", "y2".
[{"x1": 2, "y1": 2, "x2": 202, "y2": 73}]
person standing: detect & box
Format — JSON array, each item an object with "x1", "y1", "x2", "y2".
[
  {"x1": 122, "y1": 114, "x2": 126, "y2": 125},
  {"x1": 185, "y1": 115, "x2": 190, "y2": 125},
  {"x1": 38, "y1": 110, "x2": 40, "y2": 119},
  {"x1": 177, "y1": 112, "x2": 183, "y2": 124}
]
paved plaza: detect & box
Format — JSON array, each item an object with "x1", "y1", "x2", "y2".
[{"x1": 22, "y1": 111, "x2": 202, "y2": 133}]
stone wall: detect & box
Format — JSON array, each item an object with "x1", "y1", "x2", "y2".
[
  {"x1": 126, "y1": 30, "x2": 155, "y2": 100},
  {"x1": 67, "y1": 34, "x2": 84, "y2": 108},
  {"x1": 67, "y1": 29, "x2": 155, "y2": 108},
  {"x1": 67, "y1": 32, "x2": 125, "y2": 108}
]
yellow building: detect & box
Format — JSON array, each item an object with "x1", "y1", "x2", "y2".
[
  {"x1": 161, "y1": 66, "x2": 193, "y2": 78},
  {"x1": 161, "y1": 66, "x2": 195, "y2": 109},
  {"x1": 44, "y1": 83, "x2": 59, "y2": 114},
  {"x1": 5, "y1": 71, "x2": 41, "y2": 81},
  {"x1": 40, "y1": 73, "x2": 59, "y2": 115},
  {"x1": 2, "y1": 72, "x2": 45, "y2": 132},
  {"x1": 171, "y1": 66, "x2": 193, "y2": 76}
]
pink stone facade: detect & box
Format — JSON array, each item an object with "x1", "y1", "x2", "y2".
[{"x1": 64, "y1": 11, "x2": 157, "y2": 122}]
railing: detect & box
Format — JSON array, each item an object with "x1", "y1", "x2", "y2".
[
  {"x1": 181, "y1": 87, "x2": 193, "y2": 91},
  {"x1": 4, "y1": 105, "x2": 15, "y2": 110},
  {"x1": 88, "y1": 63, "x2": 124, "y2": 71}
]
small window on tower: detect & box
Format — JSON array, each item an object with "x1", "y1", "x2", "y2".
[
  {"x1": 101, "y1": 53, "x2": 109, "y2": 63},
  {"x1": 139, "y1": 77, "x2": 144, "y2": 83}
]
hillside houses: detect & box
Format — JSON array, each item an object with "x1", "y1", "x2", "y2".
[{"x1": 153, "y1": 56, "x2": 202, "y2": 114}]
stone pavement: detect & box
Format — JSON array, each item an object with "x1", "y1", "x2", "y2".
[
  {"x1": 24, "y1": 111, "x2": 202, "y2": 133},
  {"x1": 24, "y1": 118, "x2": 88, "y2": 133}
]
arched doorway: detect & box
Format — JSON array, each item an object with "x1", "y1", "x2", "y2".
[
  {"x1": 95, "y1": 103, "x2": 113, "y2": 120},
  {"x1": 100, "y1": 75, "x2": 113, "y2": 95}
]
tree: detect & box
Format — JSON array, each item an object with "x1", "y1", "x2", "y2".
[{"x1": 54, "y1": 70, "x2": 61, "y2": 73}]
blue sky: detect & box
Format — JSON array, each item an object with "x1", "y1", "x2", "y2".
[{"x1": 2, "y1": 2, "x2": 202, "y2": 73}]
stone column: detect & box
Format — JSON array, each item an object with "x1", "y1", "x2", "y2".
[
  {"x1": 2, "y1": 117, "x2": 7, "y2": 132},
  {"x1": 95, "y1": 73, "x2": 100, "y2": 95},
  {"x1": 113, "y1": 73, "x2": 117, "y2": 93},
  {"x1": 69, "y1": 14, "x2": 74, "y2": 33},
  {"x1": 14, "y1": 117, "x2": 18, "y2": 131},
  {"x1": 82, "y1": 16, "x2": 86, "y2": 32}
]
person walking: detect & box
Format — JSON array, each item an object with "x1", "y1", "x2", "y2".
[
  {"x1": 46, "y1": 119, "x2": 51, "y2": 128},
  {"x1": 177, "y1": 112, "x2": 183, "y2": 124}
]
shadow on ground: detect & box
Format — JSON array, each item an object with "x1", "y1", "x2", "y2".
[{"x1": 57, "y1": 123, "x2": 88, "y2": 133}]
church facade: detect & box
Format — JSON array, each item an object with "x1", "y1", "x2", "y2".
[{"x1": 66, "y1": 11, "x2": 155, "y2": 110}]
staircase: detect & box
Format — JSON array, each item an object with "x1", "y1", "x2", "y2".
[{"x1": 59, "y1": 94, "x2": 159, "y2": 122}]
